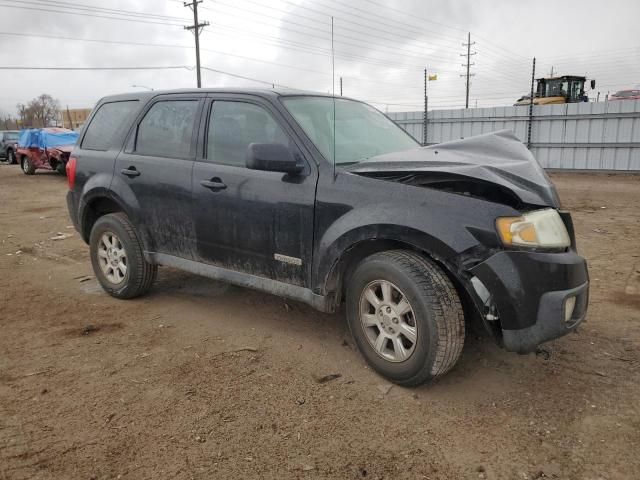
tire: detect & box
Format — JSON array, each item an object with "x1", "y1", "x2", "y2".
[
  {"x1": 89, "y1": 212, "x2": 157, "y2": 299},
  {"x1": 21, "y1": 156, "x2": 35, "y2": 175},
  {"x1": 6, "y1": 149, "x2": 16, "y2": 164},
  {"x1": 55, "y1": 161, "x2": 67, "y2": 175},
  {"x1": 346, "y1": 250, "x2": 465, "y2": 386}
]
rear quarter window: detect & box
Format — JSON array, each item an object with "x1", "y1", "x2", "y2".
[{"x1": 82, "y1": 100, "x2": 139, "y2": 151}]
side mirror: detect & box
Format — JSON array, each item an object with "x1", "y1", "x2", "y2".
[
  {"x1": 590, "y1": 79, "x2": 596, "y2": 90},
  {"x1": 246, "y1": 143, "x2": 303, "y2": 174}
]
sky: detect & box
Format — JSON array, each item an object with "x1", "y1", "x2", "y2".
[{"x1": 0, "y1": 0, "x2": 639, "y2": 118}]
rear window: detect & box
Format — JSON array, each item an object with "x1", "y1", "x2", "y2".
[
  {"x1": 4, "y1": 132, "x2": 18, "y2": 141},
  {"x1": 82, "y1": 100, "x2": 139, "y2": 151}
]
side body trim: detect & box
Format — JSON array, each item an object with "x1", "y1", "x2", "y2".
[{"x1": 151, "y1": 253, "x2": 332, "y2": 313}]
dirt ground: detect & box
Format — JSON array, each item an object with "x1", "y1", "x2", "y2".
[{"x1": 0, "y1": 165, "x2": 639, "y2": 480}]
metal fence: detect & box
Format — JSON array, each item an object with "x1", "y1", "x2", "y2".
[{"x1": 388, "y1": 100, "x2": 640, "y2": 170}]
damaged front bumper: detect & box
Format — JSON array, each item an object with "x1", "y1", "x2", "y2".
[{"x1": 469, "y1": 249, "x2": 589, "y2": 353}]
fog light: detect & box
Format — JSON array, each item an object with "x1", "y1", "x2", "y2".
[{"x1": 564, "y1": 296, "x2": 577, "y2": 323}]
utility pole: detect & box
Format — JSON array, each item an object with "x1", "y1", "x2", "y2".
[
  {"x1": 184, "y1": 0, "x2": 209, "y2": 88},
  {"x1": 460, "y1": 32, "x2": 476, "y2": 109},
  {"x1": 549, "y1": 66, "x2": 555, "y2": 77},
  {"x1": 527, "y1": 57, "x2": 536, "y2": 150},
  {"x1": 66, "y1": 105, "x2": 73, "y2": 129},
  {"x1": 423, "y1": 68, "x2": 428, "y2": 146},
  {"x1": 339, "y1": 76, "x2": 343, "y2": 96}
]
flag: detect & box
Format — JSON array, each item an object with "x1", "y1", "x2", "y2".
[{"x1": 428, "y1": 74, "x2": 438, "y2": 81}]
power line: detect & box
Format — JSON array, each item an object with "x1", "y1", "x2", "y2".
[
  {"x1": 0, "y1": 31, "x2": 332, "y2": 76},
  {"x1": 315, "y1": 0, "x2": 463, "y2": 46},
  {"x1": 0, "y1": 30, "x2": 478, "y2": 93},
  {"x1": 0, "y1": 64, "x2": 293, "y2": 89},
  {"x1": 202, "y1": 5, "x2": 462, "y2": 64},
  {"x1": 0, "y1": 66, "x2": 192, "y2": 71},
  {"x1": 207, "y1": 1, "x2": 533, "y2": 84},
  {"x1": 7, "y1": 0, "x2": 189, "y2": 22},
  {"x1": 0, "y1": 1, "x2": 184, "y2": 26},
  {"x1": 200, "y1": 66, "x2": 293, "y2": 88},
  {"x1": 347, "y1": 1, "x2": 529, "y2": 63},
  {"x1": 200, "y1": 26, "x2": 445, "y2": 71},
  {"x1": 360, "y1": 0, "x2": 466, "y2": 34},
  {"x1": 209, "y1": 0, "x2": 467, "y2": 56}
]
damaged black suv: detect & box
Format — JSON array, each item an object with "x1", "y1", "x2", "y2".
[{"x1": 66, "y1": 89, "x2": 589, "y2": 386}]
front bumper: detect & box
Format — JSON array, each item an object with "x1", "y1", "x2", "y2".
[{"x1": 469, "y1": 250, "x2": 589, "y2": 353}]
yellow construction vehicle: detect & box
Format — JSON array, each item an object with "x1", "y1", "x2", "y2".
[{"x1": 515, "y1": 75, "x2": 596, "y2": 106}]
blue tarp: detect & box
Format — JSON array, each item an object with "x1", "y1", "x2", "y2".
[{"x1": 18, "y1": 128, "x2": 79, "y2": 149}]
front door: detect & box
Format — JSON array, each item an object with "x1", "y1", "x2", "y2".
[
  {"x1": 192, "y1": 97, "x2": 317, "y2": 287},
  {"x1": 115, "y1": 95, "x2": 203, "y2": 258}
]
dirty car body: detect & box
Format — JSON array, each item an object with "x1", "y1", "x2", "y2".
[
  {"x1": 17, "y1": 128, "x2": 79, "y2": 174},
  {"x1": 66, "y1": 89, "x2": 589, "y2": 384}
]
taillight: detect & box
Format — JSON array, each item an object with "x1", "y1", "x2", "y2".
[{"x1": 66, "y1": 155, "x2": 77, "y2": 190}]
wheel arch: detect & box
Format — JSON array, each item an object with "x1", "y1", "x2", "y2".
[
  {"x1": 320, "y1": 234, "x2": 486, "y2": 333},
  {"x1": 80, "y1": 193, "x2": 153, "y2": 257}
]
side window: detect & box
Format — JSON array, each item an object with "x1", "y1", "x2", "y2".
[
  {"x1": 136, "y1": 100, "x2": 198, "y2": 158},
  {"x1": 207, "y1": 101, "x2": 289, "y2": 167},
  {"x1": 82, "y1": 100, "x2": 138, "y2": 151}
]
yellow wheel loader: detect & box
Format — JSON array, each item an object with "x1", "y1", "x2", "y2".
[{"x1": 515, "y1": 76, "x2": 596, "y2": 106}]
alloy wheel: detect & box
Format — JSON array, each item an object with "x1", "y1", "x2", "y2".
[
  {"x1": 359, "y1": 280, "x2": 418, "y2": 362},
  {"x1": 97, "y1": 231, "x2": 128, "y2": 284}
]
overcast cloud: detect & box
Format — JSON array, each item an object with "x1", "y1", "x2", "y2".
[{"x1": 1, "y1": 0, "x2": 639, "y2": 117}]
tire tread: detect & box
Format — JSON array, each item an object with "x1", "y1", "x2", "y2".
[
  {"x1": 355, "y1": 250, "x2": 465, "y2": 386},
  {"x1": 90, "y1": 212, "x2": 156, "y2": 299}
]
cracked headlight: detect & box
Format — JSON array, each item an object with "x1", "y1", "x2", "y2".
[{"x1": 496, "y1": 208, "x2": 570, "y2": 249}]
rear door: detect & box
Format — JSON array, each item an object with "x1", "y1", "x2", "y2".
[
  {"x1": 73, "y1": 99, "x2": 141, "y2": 195},
  {"x1": 114, "y1": 94, "x2": 203, "y2": 258},
  {"x1": 191, "y1": 96, "x2": 317, "y2": 286}
]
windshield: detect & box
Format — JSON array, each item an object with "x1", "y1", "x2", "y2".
[
  {"x1": 282, "y1": 96, "x2": 418, "y2": 165},
  {"x1": 5, "y1": 132, "x2": 18, "y2": 141},
  {"x1": 540, "y1": 79, "x2": 568, "y2": 97}
]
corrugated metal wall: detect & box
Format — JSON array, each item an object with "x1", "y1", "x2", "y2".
[{"x1": 388, "y1": 100, "x2": 640, "y2": 170}]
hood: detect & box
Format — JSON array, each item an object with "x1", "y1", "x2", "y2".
[{"x1": 345, "y1": 130, "x2": 560, "y2": 208}]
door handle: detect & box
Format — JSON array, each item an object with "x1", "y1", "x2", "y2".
[
  {"x1": 121, "y1": 167, "x2": 140, "y2": 177},
  {"x1": 200, "y1": 178, "x2": 227, "y2": 191}
]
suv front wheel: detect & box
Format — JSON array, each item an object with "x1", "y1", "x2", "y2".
[
  {"x1": 346, "y1": 250, "x2": 465, "y2": 386},
  {"x1": 89, "y1": 213, "x2": 157, "y2": 299}
]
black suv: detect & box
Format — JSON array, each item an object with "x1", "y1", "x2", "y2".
[
  {"x1": 66, "y1": 89, "x2": 589, "y2": 386},
  {"x1": 1, "y1": 130, "x2": 19, "y2": 164}
]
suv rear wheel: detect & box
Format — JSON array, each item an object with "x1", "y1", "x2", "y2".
[
  {"x1": 346, "y1": 250, "x2": 465, "y2": 386},
  {"x1": 89, "y1": 213, "x2": 157, "y2": 299},
  {"x1": 21, "y1": 156, "x2": 35, "y2": 175},
  {"x1": 6, "y1": 149, "x2": 15, "y2": 164}
]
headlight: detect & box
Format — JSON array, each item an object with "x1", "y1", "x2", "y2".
[{"x1": 496, "y1": 208, "x2": 570, "y2": 249}]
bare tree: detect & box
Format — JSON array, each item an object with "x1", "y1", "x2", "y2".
[
  {"x1": 16, "y1": 103, "x2": 28, "y2": 128},
  {"x1": 18, "y1": 94, "x2": 61, "y2": 127}
]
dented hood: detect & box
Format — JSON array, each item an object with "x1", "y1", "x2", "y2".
[{"x1": 345, "y1": 130, "x2": 560, "y2": 207}]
